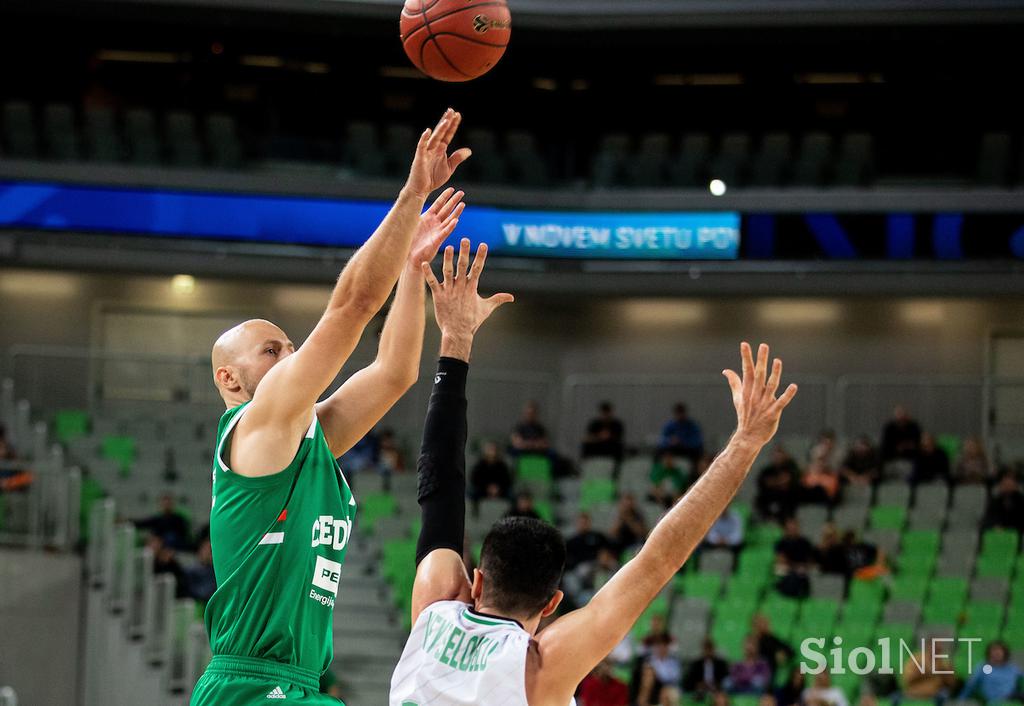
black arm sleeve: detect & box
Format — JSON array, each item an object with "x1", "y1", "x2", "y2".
[{"x1": 415, "y1": 357, "x2": 469, "y2": 565}]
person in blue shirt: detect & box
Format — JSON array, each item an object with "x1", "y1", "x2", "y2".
[
  {"x1": 659, "y1": 403, "x2": 704, "y2": 467},
  {"x1": 960, "y1": 641, "x2": 1022, "y2": 703}
]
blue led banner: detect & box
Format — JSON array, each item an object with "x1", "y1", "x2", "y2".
[{"x1": 0, "y1": 181, "x2": 741, "y2": 260}]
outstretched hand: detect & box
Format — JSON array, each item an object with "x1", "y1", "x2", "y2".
[
  {"x1": 723, "y1": 342, "x2": 798, "y2": 447},
  {"x1": 409, "y1": 188, "x2": 466, "y2": 268},
  {"x1": 422, "y1": 238, "x2": 514, "y2": 361},
  {"x1": 406, "y1": 109, "x2": 472, "y2": 199}
]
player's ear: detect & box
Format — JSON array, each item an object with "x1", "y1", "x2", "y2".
[
  {"x1": 470, "y1": 568, "x2": 484, "y2": 601},
  {"x1": 539, "y1": 590, "x2": 563, "y2": 618},
  {"x1": 215, "y1": 366, "x2": 240, "y2": 393}
]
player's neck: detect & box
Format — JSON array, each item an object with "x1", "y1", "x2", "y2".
[{"x1": 472, "y1": 602, "x2": 539, "y2": 635}]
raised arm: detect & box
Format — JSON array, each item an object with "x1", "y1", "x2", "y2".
[
  {"x1": 410, "y1": 239, "x2": 513, "y2": 626},
  {"x1": 533, "y1": 343, "x2": 798, "y2": 700},
  {"x1": 315, "y1": 188, "x2": 466, "y2": 457},
  {"x1": 231, "y1": 110, "x2": 470, "y2": 477}
]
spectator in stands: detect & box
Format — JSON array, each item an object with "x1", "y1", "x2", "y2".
[
  {"x1": 984, "y1": 471, "x2": 1024, "y2": 532},
  {"x1": 649, "y1": 451, "x2": 692, "y2": 507},
  {"x1": 183, "y1": 536, "x2": 217, "y2": 604},
  {"x1": 803, "y1": 672, "x2": 849, "y2": 706},
  {"x1": 881, "y1": 405, "x2": 922, "y2": 461},
  {"x1": 818, "y1": 523, "x2": 849, "y2": 575},
  {"x1": 135, "y1": 493, "x2": 192, "y2": 550},
  {"x1": 801, "y1": 455, "x2": 841, "y2": 506},
  {"x1": 377, "y1": 429, "x2": 405, "y2": 474},
  {"x1": 146, "y1": 531, "x2": 186, "y2": 597},
  {"x1": 954, "y1": 436, "x2": 993, "y2": 485},
  {"x1": 0, "y1": 424, "x2": 16, "y2": 460},
  {"x1": 582, "y1": 401, "x2": 625, "y2": 462},
  {"x1": 509, "y1": 400, "x2": 551, "y2": 455},
  {"x1": 658, "y1": 403, "x2": 704, "y2": 467},
  {"x1": 505, "y1": 491, "x2": 541, "y2": 520},
  {"x1": 704, "y1": 504, "x2": 745, "y2": 555},
  {"x1": 750, "y1": 614, "x2": 793, "y2": 681},
  {"x1": 911, "y1": 432, "x2": 950, "y2": 485},
  {"x1": 959, "y1": 641, "x2": 1022, "y2": 703},
  {"x1": 756, "y1": 446, "x2": 800, "y2": 521},
  {"x1": 901, "y1": 639, "x2": 955, "y2": 702},
  {"x1": 609, "y1": 493, "x2": 647, "y2": 553},
  {"x1": 637, "y1": 633, "x2": 682, "y2": 706},
  {"x1": 841, "y1": 529, "x2": 883, "y2": 580},
  {"x1": 565, "y1": 511, "x2": 612, "y2": 571},
  {"x1": 774, "y1": 518, "x2": 817, "y2": 598},
  {"x1": 841, "y1": 435, "x2": 881, "y2": 486},
  {"x1": 774, "y1": 666, "x2": 806, "y2": 706},
  {"x1": 809, "y1": 430, "x2": 841, "y2": 469},
  {"x1": 469, "y1": 440, "x2": 513, "y2": 501},
  {"x1": 339, "y1": 430, "x2": 379, "y2": 474},
  {"x1": 578, "y1": 659, "x2": 629, "y2": 706},
  {"x1": 566, "y1": 546, "x2": 621, "y2": 607},
  {"x1": 682, "y1": 638, "x2": 729, "y2": 698},
  {"x1": 725, "y1": 637, "x2": 771, "y2": 695}
]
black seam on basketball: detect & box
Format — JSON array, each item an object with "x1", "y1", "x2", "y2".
[
  {"x1": 430, "y1": 36, "x2": 473, "y2": 78},
  {"x1": 425, "y1": 31, "x2": 509, "y2": 49},
  {"x1": 401, "y1": 2, "x2": 509, "y2": 43}
]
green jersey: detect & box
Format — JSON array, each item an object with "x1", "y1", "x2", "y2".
[{"x1": 204, "y1": 402, "x2": 357, "y2": 675}]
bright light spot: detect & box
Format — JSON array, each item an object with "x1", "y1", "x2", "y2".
[
  {"x1": 900, "y1": 300, "x2": 946, "y2": 325},
  {"x1": 758, "y1": 299, "x2": 842, "y2": 326},
  {"x1": 983, "y1": 665, "x2": 993, "y2": 675},
  {"x1": 171, "y1": 274, "x2": 196, "y2": 295},
  {"x1": 619, "y1": 299, "x2": 707, "y2": 326},
  {"x1": 709, "y1": 179, "x2": 727, "y2": 196},
  {"x1": 0, "y1": 271, "x2": 79, "y2": 297}
]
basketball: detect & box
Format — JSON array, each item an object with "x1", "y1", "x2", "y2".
[{"x1": 400, "y1": 0, "x2": 511, "y2": 82}]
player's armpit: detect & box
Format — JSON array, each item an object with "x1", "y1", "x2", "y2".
[{"x1": 411, "y1": 549, "x2": 471, "y2": 626}]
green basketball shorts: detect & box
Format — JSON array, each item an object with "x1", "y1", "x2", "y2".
[{"x1": 191, "y1": 656, "x2": 345, "y2": 706}]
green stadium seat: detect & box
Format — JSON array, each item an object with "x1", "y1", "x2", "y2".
[
  {"x1": 1002, "y1": 620, "x2": 1024, "y2": 651},
  {"x1": 848, "y1": 578, "x2": 886, "y2": 606},
  {"x1": 981, "y1": 528, "x2": 1019, "y2": 557},
  {"x1": 833, "y1": 622, "x2": 875, "y2": 648},
  {"x1": 747, "y1": 523, "x2": 783, "y2": 547},
  {"x1": 870, "y1": 505, "x2": 907, "y2": 530},
  {"x1": 891, "y1": 575, "x2": 930, "y2": 602},
  {"x1": 842, "y1": 599, "x2": 882, "y2": 625},
  {"x1": 760, "y1": 593, "x2": 800, "y2": 625},
  {"x1": 579, "y1": 478, "x2": 616, "y2": 509},
  {"x1": 801, "y1": 598, "x2": 840, "y2": 624},
  {"x1": 921, "y1": 602, "x2": 958, "y2": 627},
  {"x1": 928, "y1": 577, "x2": 969, "y2": 607},
  {"x1": 516, "y1": 455, "x2": 552, "y2": 484},
  {"x1": 732, "y1": 695, "x2": 760, "y2": 706},
  {"x1": 737, "y1": 547, "x2": 774, "y2": 577},
  {"x1": 959, "y1": 620, "x2": 1000, "y2": 643},
  {"x1": 899, "y1": 552, "x2": 937, "y2": 577},
  {"x1": 976, "y1": 554, "x2": 1014, "y2": 579},
  {"x1": 54, "y1": 409, "x2": 90, "y2": 443},
  {"x1": 101, "y1": 435, "x2": 136, "y2": 472},
  {"x1": 936, "y1": 434, "x2": 962, "y2": 464},
  {"x1": 533, "y1": 500, "x2": 554, "y2": 523},
  {"x1": 902, "y1": 529, "x2": 940, "y2": 555},
  {"x1": 724, "y1": 577, "x2": 765, "y2": 603},
  {"x1": 680, "y1": 571, "x2": 723, "y2": 601},
  {"x1": 832, "y1": 672, "x2": 862, "y2": 702},
  {"x1": 875, "y1": 623, "x2": 915, "y2": 646},
  {"x1": 358, "y1": 492, "x2": 397, "y2": 533},
  {"x1": 965, "y1": 602, "x2": 1005, "y2": 626}
]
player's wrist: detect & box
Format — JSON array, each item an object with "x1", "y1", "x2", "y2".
[
  {"x1": 400, "y1": 183, "x2": 430, "y2": 204},
  {"x1": 439, "y1": 332, "x2": 473, "y2": 362}
]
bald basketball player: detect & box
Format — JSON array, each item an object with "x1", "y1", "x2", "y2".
[{"x1": 191, "y1": 109, "x2": 471, "y2": 706}]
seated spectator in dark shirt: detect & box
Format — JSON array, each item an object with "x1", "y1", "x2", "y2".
[
  {"x1": 704, "y1": 505, "x2": 744, "y2": 554},
  {"x1": 135, "y1": 493, "x2": 192, "y2": 550},
  {"x1": 817, "y1": 523, "x2": 849, "y2": 576},
  {"x1": 146, "y1": 532, "x2": 186, "y2": 597},
  {"x1": 582, "y1": 401, "x2": 625, "y2": 461},
  {"x1": 801, "y1": 460, "x2": 840, "y2": 506},
  {"x1": 774, "y1": 667, "x2": 806, "y2": 706},
  {"x1": 609, "y1": 493, "x2": 647, "y2": 552},
  {"x1": 579, "y1": 659, "x2": 629, "y2": 706},
  {"x1": 469, "y1": 440, "x2": 513, "y2": 501},
  {"x1": 841, "y1": 435, "x2": 880, "y2": 486},
  {"x1": 658, "y1": 403, "x2": 704, "y2": 467},
  {"x1": 339, "y1": 429, "x2": 379, "y2": 474},
  {"x1": 505, "y1": 491, "x2": 541, "y2": 520},
  {"x1": 637, "y1": 633, "x2": 682, "y2": 706},
  {"x1": 912, "y1": 432, "x2": 950, "y2": 485},
  {"x1": 774, "y1": 518, "x2": 817, "y2": 598},
  {"x1": 566, "y1": 511, "x2": 612, "y2": 571},
  {"x1": 954, "y1": 436, "x2": 994, "y2": 485},
  {"x1": 756, "y1": 446, "x2": 800, "y2": 521},
  {"x1": 0, "y1": 424, "x2": 17, "y2": 460},
  {"x1": 984, "y1": 472, "x2": 1024, "y2": 532},
  {"x1": 809, "y1": 430, "x2": 841, "y2": 470},
  {"x1": 881, "y1": 405, "x2": 921, "y2": 461},
  {"x1": 725, "y1": 637, "x2": 772, "y2": 694},
  {"x1": 840, "y1": 530, "x2": 881, "y2": 579},
  {"x1": 750, "y1": 614, "x2": 793, "y2": 681},
  {"x1": 649, "y1": 452, "x2": 692, "y2": 507},
  {"x1": 509, "y1": 400, "x2": 551, "y2": 455},
  {"x1": 183, "y1": 536, "x2": 217, "y2": 603},
  {"x1": 377, "y1": 429, "x2": 406, "y2": 474},
  {"x1": 683, "y1": 638, "x2": 730, "y2": 698}
]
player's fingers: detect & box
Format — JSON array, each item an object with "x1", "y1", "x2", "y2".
[
  {"x1": 456, "y1": 238, "x2": 471, "y2": 279},
  {"x1": 448, "y1": 148, "x2": 472, "y2": 174},
  {"x1": 421, "y1": 262, "x2": 440, "y2": 292},
  {"x1": 739, "y1": 341, "x2": 754, "y2": 385},
  {"x1": 772, "y1": 383, "x2": 799, "y2": 413},
  {"x1": 441, "y1": 110, "x2": 461, "y2": 146},
  {"x1": 426, "y1": 110, "x2": 452, "y2": 151},
  {"x1": 442, "y1": 202, "x2": 466, "y2": 230},
  {"x1": 436, "y1": 189, "x2": 464, "y2": 220},
  {"x1": 765, "y1": 358, "x2": 782, "y2": 399},
  {"x1": 428, "y1": 187, "x2": 455, "y2": 215},
  {"x1": 484, "y1": 292, "x2": 514, "y2": 312},
  {"x1": 723, "y1": 369, "x2": 743, "y2": 407},
  {"x1": 754, "y1": 343, "x2": 769, "y2": 390},
  {"x1": 469, "y1": 242, "x2": 488, "y2": 280},
  {"x1": 416, "y1": 128, "x2": 431, "y2": 153},
  {"x1": 442, "y1": 245, "x2": 454, "y2": 282}
]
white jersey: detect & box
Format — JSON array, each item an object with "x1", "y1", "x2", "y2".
[{"x1": 390, "y1": 600, "x2": 576, "y2": 706}]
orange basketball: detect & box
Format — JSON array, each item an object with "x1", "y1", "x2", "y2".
[{"x1": 400, "y1": 0, "x2": 511, "y2": 82}]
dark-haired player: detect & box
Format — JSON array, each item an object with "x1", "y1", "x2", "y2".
[{"x1": 390, "y1": 298, "x2": 798, "y2": 706}]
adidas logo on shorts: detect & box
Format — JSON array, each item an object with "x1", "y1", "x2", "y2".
[{"x1": 266, "y1": 686, "x2": 287, "y2": 699}]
